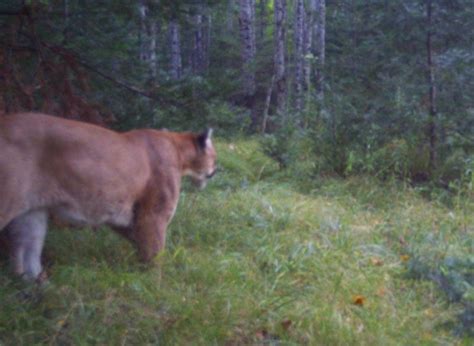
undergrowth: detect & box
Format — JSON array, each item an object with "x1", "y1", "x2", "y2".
[{"x1": 0, "y1": 139, "x2": 472, "y2": 344}]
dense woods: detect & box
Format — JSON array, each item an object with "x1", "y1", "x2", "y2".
[
  {"x1": 1, "y1": 0, "x2": 473, "y2": 185},
  {"x1": 0, "y1": 1, "x2": 473, "y2": 343}
]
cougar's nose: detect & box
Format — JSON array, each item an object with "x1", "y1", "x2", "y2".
[{"x1": 206, "y1": 167, "x2": 217, "y2": 179}]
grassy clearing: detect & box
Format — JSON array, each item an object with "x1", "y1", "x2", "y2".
[{"x1": 0, "y1": 139, "x2": 473, "y2": 345}]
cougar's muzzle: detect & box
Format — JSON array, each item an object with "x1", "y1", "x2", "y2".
[{"x1": 206, "y1": 168, "x2": 218, "y2": 180}]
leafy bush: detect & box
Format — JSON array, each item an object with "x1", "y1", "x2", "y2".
[
  {"x1": 370, "y1": 139, "x2": 411, "y2": 179},
  {"x1": 260, "y1": 116, "x2": 298, "y2": 169},
  {"x1": 406, "y1": 256, "x2": 474, "y2": 336},
  {"x1": 437, "y1": 150, "x2": 474, "y2": 186},
  {"x1": 203, "y1": 101, "x2": 250, "y2": 136},
  {"x1": 212, "y1": 139, "x2": 279, "y2": 190}
]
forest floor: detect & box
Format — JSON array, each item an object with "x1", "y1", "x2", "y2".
[{"x1": 0, "y1": 139, "x2": 473, "y2": 345}]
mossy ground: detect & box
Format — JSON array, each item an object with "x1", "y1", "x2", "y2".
[{"x1": 0, "y1": 139, "x2": 472, "y2": 345}]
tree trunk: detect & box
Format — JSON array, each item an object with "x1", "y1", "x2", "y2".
[
  {"x1": 63, "y1": 0, "x2": 70, "y2": 45},
  {"x1": 303, "y1": 1, "x2": 313, "y2": 94},
  {"x1": 313, "y1": 0, "x2": 325, "y2": 100},
  {"x1": 426, "y1": 0, "x2": 437, "y2": 172},
  {"x1": 274, "y1": 0, "x2": 287, "y2": 117},
  {"x1": 250, "y1": 0, "x2": 256, "y2": 58},
  {"x1": 138, "y1": 0, "x2": 149, "y2": 62},
  {"x1": 238, "y1": 0, "x2": 256, "y2": 97},
  {"x1": 149, "y1": 20, "x2": 158, "y2": 79},
  {"x1": 138, "y1": 0, "x2": 159, "y2": 80},
  {"x1": 169, "y1": 19, "x2": 182, "y2": 80},
  {"x1": 258, "y1": 0, "x2": 268, "y2": 42},
  {"x1": 226, "y1": 0, "x2": 235, "y2": 33},
  {"x1": 192, "y1": 8, "x2": 204, "y2": 74},
  {"x1": 294, "y1": 0, "x2": 305, "y2": 113},
  {"x1": 203, "y1": 11, "x2": 211, "y2": 71}
]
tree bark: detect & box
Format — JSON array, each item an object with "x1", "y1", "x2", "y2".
[
  {"x1": 294, "y1": 0, "x2": 305, "y2": 112},
  {"x1": 303, "y1": 1, "x2": 314, "y2": 93},
  {"x1": 192, "y1": 6, "x2": 205, "y2": 74},
  {"x1": 426, "y1": 0, "x2": 437, "y2": 172},
  {"x1": 274, "y1": 0, "x2": 287, "y2": 117},
  {"x1": 258, "y1": 0, "x2": 268, "y2": 41},
  {"x1": 203, "y1": 11, "x2": 211, "y2": 71},
  {"x1": 226, "y1": 0, "x2": 235, "y2": 33},
  {"x1": 169, "y1": 19, "x2": 182, "y2": 80},
  {"x1": 138, "y1": 0, "x2": 159, "y2": 80},
  {"x1": 313, "y1": 0, "x2": 325, "y2": 100},
  {"x1": 149, "y1": 20, "x2": 158, "y2": 79},
  {"x1": 138, "y1": 0, "x2": 148, "y2": 62},
  {"x1": 238, "y1": 0, "x2": 256, "y2": 97},
  {"x1": 63, "y1": 0, "x2": 70, "y2": 45}
]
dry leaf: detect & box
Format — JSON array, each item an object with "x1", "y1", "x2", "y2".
[
  {"x1": 376, "y1": 287, "x2": 386, "y2": 297},
  {"x1": 370, "y1": 257, "x2": 383, "y2": 266},
  {"x1": 400, "y1": 254, "x2": 410, "y2": 262},
  {"x1": 399, "y1": 236, "x2": 407, "y2": 246},
  {"x1": 56, "y1": 319, "x2": 66, "y2": 328},
  {"x1": 255, "y1": 329, "x2": 268, "y2": 340},
  {"x1": 352, "y1": 295, "x2": 366, "y2": 306},
  {"x1": 281, "y1": 319, "x2": 292, "y2": 331},
  {"x1": 424, "y1": 308, "x2": 434, "y2": 318}
]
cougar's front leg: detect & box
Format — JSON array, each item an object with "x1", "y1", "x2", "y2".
[
  {"x1": 8, "y1": 210, "x2": 48, "y2": 281},
  {"x1": 133, "y1": 188, "x2": 179, "y2": 262}
]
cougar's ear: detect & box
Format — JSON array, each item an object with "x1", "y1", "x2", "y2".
[{"x1": 197, "y1": 128, "x2": 213, "y2": 150}]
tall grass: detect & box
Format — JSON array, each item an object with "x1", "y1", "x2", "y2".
[{"x1": 0, "y1": 139, "x2": 472, "y2": 344}]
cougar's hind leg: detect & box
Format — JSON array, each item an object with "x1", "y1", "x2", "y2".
[{"x1": 8, "y1": 210, "x2": 48, "y2": 281}]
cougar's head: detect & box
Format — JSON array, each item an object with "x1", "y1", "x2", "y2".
[{"x1": 187, "y1": 129, "x2": 217, "y2": 189}]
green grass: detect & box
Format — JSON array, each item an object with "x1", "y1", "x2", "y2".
[{"x1": 0, "y1": 139, "x2": 472, "y2": 345}]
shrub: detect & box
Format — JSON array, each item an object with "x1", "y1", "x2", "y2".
[{"x1": 406, "y1": 256, "x2": 474, "y2": 336}]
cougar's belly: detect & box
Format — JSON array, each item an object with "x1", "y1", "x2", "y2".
[{"x1": 51, "y1": 200, "x2": 134, "y2": 228}]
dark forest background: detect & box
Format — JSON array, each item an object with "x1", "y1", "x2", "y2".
[{"x1": 1, "y1": 0, "x2": 473, "y2": 187}]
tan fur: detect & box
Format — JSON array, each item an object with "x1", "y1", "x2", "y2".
[{"x1": 0, "y1": 113, "x2": 217, "y2": 279}]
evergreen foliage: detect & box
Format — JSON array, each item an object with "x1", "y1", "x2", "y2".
[{"x1": 1, "y1": 0, "x2": 472, "y2": 183}]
